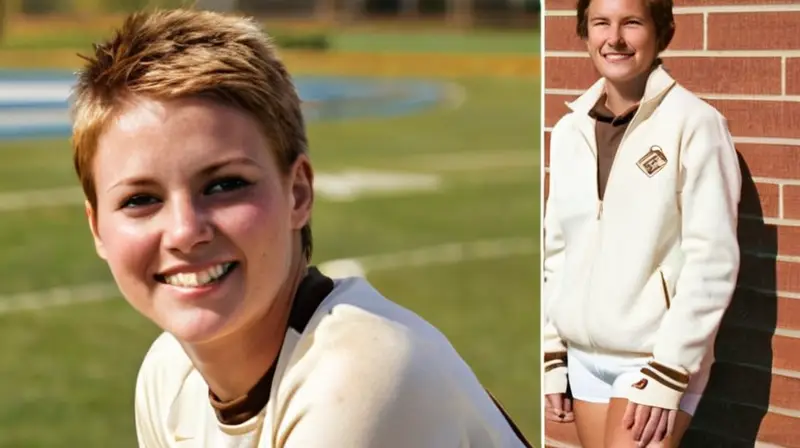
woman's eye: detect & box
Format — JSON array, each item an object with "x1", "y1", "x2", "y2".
[
  {"x1": 205, "y1": 177, "x2": 251, "y2": 195},
  {"x1": 122, "y1": 195, "x2": 159, "y2": 209}
]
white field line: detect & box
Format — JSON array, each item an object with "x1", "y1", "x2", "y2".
[
  {"x1": 0, "y1": 237, "x2": 536, "y2": 316},
  {"x1": 0, "y1": 186, "x2": 84, "y2": 212},
  {"x1": 0, "y1": 149, "x2": 535, "y2": 212},
  {"x1": 398, "y1": 149, "x2": 537, "y2": 172},
  {"x1": 0, "y1": 282, "x2": 120, "y2": 315},
  {"x1": 443, "y1": 81, "x2": 468, "y2": 111}
]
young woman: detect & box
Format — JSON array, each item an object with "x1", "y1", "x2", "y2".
[
  {"x1": 542, "y1": 0, "x2": 741, "y2": 447},
  {"x1": 70, "y1": 8, "x2": 531, "y2": 448}
]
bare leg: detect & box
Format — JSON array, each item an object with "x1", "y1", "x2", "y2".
[{"x1": 573, "y1": 399, "x2": 609, "y2": 448}]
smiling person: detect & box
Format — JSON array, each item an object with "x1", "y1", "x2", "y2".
[
  {"x1": 70, "y1": 8, "x2": 531, "y2": 448},
  {"x1": 542, "y1": 0, "x2": 741, "y2": 447}
]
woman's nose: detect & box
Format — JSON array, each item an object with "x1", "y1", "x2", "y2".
[{"x1": 162, "y1": 198, "x2": 213, "y2": 254}]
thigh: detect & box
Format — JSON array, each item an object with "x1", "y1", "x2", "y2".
[
  {"x1": 573, "y1": 399, "x2": 609, "y2": 448},
  {"x1": 605, "y1": 398, "x2": 692, "y2": 448},
  {"x1": 567, "y1": 349, "x2": 615, "y2": 448}
]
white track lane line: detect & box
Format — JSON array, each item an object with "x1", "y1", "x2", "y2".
[{"x1": 0, "y1": 237, "x2": 536, "y2": 315}]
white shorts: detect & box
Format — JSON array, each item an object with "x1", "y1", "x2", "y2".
[{"x1": 567, "y1": 346, "x2": 707, "y2": 415}]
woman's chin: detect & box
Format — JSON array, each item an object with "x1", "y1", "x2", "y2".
[{"x1": 161, "y1": 308, "x2": 234, "y2": 345}]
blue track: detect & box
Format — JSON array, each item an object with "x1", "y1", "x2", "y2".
[{"x1": 0, "y1": 71, "x2": 447, "y2": 140}]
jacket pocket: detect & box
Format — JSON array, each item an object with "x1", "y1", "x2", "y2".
[{"x1": 658, "y1": 267, "x2": 671, "y2": 309}]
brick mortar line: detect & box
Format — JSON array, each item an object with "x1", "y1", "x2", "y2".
[
  {"x1": 544, "y1": 128, "x2": 800, "y2": 147},
  {"x1": 545, "y1": 4, "x2": 800, "y2": 15},
  {"x1": 742, "y1": 249, "x2": 800, "y2": 263},
  {"x1": 715, "y1": 360, "x2": 800, "y2": 381},
  {"x1": 780, "y1": 184, "x2": 785, "y2": 219},
  {"x1": 734, "y1": 136, "x2": 800, "y2": 146},
  {"x1": 694, "y1": 395, "x2": 800, "y2": 419},
  {"x1": 742, "y1": 285, "x2": 800, "y2": 301},
  {"x1": 782, "y1": 56, "x2": 788, "y2": 96},
  {"x1": 753, "y1": 177, "x2": 800, "y2": 186},
  {"x1": 545, "y1": 88, "x2": 800, "y2": 102},
  {"x1": 757, "y1": 216, "x2": 800, "y2": 227},
  {"x1": 545, "y1": 51, "x2": 800, "y2": 58},
  {"x1": 769, "y1": 404, "x2": 800, "y2": 419},
  {"x1": 725, "y1": 320, "x2": 800, "y2": 343},
  {"x1": 755, "y1": 443, "x2": 788, "y2": 448},
  {"x1": 775, "y1": 328, "x2": 800, "y2": 339}
]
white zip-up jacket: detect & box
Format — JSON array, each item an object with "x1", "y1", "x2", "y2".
[{"x1": 542, "y1": 66, "x2": 741, "y2": 410}]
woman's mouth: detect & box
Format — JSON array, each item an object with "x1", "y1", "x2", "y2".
[
  {"x1": 604, "y1": 53, "x2": 634, "y2": 62},
  {"x1": 155, "y1": 262, "x2": 239, "y2": 288}
]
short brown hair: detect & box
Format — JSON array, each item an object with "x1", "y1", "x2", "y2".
[
  {"x1": 71, "y1": 8, "x2": 313, "y2": 259},
  {"x1": 575, "y1": 0, "x2": 675, "y2": 53}
]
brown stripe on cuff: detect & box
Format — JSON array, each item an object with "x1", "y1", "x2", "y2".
[
  {"x1": 641, "y1": 368, "x2": 686, "y2": 393},
  {"x1": 648, "y1": 360, "x2": 689, "y2": 384},
  {"x1": 544, "y1": 351, "x2": 567, "y2": 363},
  {"x1": 544, "y1": 361, "x2": 566, "y2": 373}
]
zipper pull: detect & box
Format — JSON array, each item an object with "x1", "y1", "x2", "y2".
[{"x1": 597, "y1": 201, "x2": 603, "y2": 220}]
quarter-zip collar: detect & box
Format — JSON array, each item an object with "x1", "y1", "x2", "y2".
[{"x1": 566, "y1": 64, "x2": 677, "y2": 125}]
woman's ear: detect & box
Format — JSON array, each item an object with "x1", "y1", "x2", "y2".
[
  {"x1": 86, "y1": 200, "x2": 107, "y2": 260},
  {"x1": 289, "y1": 154, "x2": 314, "y2": 230}
]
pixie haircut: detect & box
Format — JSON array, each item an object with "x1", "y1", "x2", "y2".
[
  {"x1": 575, "y1": 0, "x2": 675, "y2": 53},
  {"x1": 71, "y1": 8, "x2": 313, "y2": 259}
]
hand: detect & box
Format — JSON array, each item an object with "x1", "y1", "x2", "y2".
[
  {"x1": 544, "y1": 393, "x2": 574, "y2": 423},
  {"x1": 622, "y1": 402, "x2": 676, "y2": 447}
]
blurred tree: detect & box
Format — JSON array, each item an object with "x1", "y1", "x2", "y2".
[
  {"x1": 194, "y1": 0, "x2": 237, "y2": 11},
  {"x1": 447, "y1": 0, "x2": 471, "y2": 26},
  {"x1": 0, "y1": 1, "x2": 5, "y2": 43},
  {"x1": 314, "y1": 0, "x2": 336, "y2": 21}
]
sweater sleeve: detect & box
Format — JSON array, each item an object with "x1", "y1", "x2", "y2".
[
  {"x1": 542, "y1": 125, "x2": 569, "y2": 395},
  {"x1": 626, "y1": 112, "x2": 741, "y2": 410},
  {"x1": 134, "y1": 334, "x2": 186, "y2": 448},
  {"x1": 276, "y1": 326, "x2": 515, "y2": 448},
  {"x1": 135, "y1": 362, "x2": 168, "y2": 448}
]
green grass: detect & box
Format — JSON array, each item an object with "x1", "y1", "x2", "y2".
[
  {"x1": 1, "y1": 27, "x2": 539, "y2": 54},
  {"x1": 0, "y1": 76, "x2": 541, "y2": 446},
  {"x1": 330, "y1": 30, "x2": 539, "y2": 54}
]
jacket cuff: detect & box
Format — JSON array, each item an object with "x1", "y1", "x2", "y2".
[
  {"x1": 626, "y1": 360, "x2": 689, "y2": 410},
  {"x1": 543, "y1": 351, "x2": 568, "y2": 395}
]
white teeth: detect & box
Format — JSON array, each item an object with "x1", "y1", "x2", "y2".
[
  {"x1": 164, "y1": 263, "x2": 233, "y2": 288},
  {"x1": 605, "y1": 54, "x2": 633, "y2": 61}
]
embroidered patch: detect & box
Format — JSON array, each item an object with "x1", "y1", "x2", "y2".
[
  {"x1": 632, "y1": 378, "x2": 648, "y2": 390},
  {"x1": 636, "y1": 146, "x2": 668, "y2": 177}
]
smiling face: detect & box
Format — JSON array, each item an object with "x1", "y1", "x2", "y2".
[
  {"x1": 585, "y1": 0, "x2": 660, "y2": 86},
  {"x1": 87, "y1": 96, "x2": 313, "y2": 344}
]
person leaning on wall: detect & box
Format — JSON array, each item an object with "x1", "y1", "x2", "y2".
[{"x1": 541, "y1": 0, "x2": 741, "y2": 447}]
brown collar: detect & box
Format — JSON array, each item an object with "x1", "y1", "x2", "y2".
[
  {"x1": 588, "y1": 93, "x2": 638, "y2": 126},
  {"x1": 208, "y1": 266, "x2": 334, "y2": 425}
]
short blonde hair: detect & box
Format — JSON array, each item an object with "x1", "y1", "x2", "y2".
[{"x1": 71, "y1": 8, "x2": 312, "y2": 258}]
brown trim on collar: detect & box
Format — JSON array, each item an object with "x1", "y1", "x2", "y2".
[
  {"x1": 589, "y1": 93, "x2": 638, "y2": 126},
  {"x1": 208, "y1": 266, "x2": 334, "y2": 426}
]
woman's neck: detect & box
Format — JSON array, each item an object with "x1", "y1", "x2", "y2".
[
  {"x1": 603, "y1": 68, "x2": 652, "y2": 116},
  {"x1": 181, "y1": 251, "x2": 308, "y2": 402}
]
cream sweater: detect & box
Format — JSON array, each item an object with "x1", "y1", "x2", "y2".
[
  {"x1": 134, "y1": 276, "x2": 529, "y2": 447},
  {"x1": 542, "y1": 66, "x2": 741, "y2": 410}
]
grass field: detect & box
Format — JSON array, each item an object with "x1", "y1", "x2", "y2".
[
  {"x1": 0, "y1": 21, "x2": 539, "y2": 54},
  {"x1": 0, "y1": 27, "x2": 541, "y2": 447}
]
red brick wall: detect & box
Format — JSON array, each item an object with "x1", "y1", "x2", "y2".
[{"x1": 543, "y1": 1, "x2": 800, "y2": 446}]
